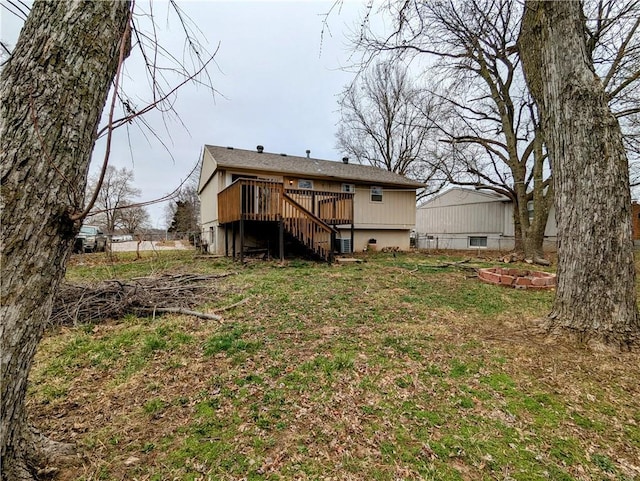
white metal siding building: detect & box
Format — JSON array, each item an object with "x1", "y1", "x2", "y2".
[{"x1": 415, "y1": 187, "x2": 557, "y2": 251}]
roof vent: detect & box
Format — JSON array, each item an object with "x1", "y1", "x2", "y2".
[
  {"x1": 306, "y1": 149, "x2": 311, "y2": 158},
  {"x1": 226, "y1": 146, "x2": 234, "y2": 150},
  {"x1": 280, "y1": 153, "x2": 287, "y2": 157},
  {"x1": 257, "y1": 145, "x2": 264, "y2": 153},
  {"x1": 342, "y1": 157, "x2": 349, "y2": 164}
]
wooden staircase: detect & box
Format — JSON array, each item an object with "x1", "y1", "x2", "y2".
[
  {"x1": 217, "y1": 179, "x2": 352, "y2": 263},
  {"x1": 282, "y1": 193, "x2": 336, "y2": 262}
]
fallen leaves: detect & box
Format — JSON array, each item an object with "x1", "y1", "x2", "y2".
[{"x1": 27, "y1": 253, "x2": 640, "y2": 480}]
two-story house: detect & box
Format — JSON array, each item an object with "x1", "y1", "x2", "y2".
[{"x1": 198, "y1": 145, "x2": 424, "y2": 261}]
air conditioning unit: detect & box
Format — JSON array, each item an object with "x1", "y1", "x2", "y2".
[{"x1": 339, "y1": 238, "x2": 352, "y2": 254}]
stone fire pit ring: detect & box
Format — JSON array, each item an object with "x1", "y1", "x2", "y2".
[{"x1": 478, "y1": 267, "x2": 556, "y2": 290}]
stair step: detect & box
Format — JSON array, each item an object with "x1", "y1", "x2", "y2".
[{"x1": 336, "y1": 257, "x2": 363, "y2": 264}]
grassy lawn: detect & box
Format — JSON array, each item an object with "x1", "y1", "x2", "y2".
[{"x1": 29, "y1": 251, "x2": 640, "y2": 480}]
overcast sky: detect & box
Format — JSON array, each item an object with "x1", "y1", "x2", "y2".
[{"x1": 2, "y1": 0, "x2": 369, "y2": 228}]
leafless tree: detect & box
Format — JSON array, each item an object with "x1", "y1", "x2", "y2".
[
  {"x1": 355, "y1": 0, "x2": 551, "y2": 260},
  {"x1": 336, "y1": 60, "x2": 444, "y2": 198},
  {"x1": 520, "y1": 0, "x2": 639, "y2": 347},
  {"x1": 118, "y1": 205, "x2": 151, "y2": 234},
  {"x1": 585, "y1": 0, "x2": 640, "y2": 180},
  {"x1": 86, "y1": 165, "x2": 141, "y2": 233},
  {"x1": 0, "y1": 1, "x2": 217, "y2": 478},
  {"x1": 164, "y1": 160, "x2": 201, "y2": 232},
  {"x1": 353, "y1": 0, "x2": 639, "y2": 260}
]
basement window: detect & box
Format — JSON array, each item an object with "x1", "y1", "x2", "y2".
[
  {"x1": 469, "y1": 236, "x2": 488, "y2": 248},
  {"x1": 370, "y1": 186, "x2": 383, "y2": 202}
]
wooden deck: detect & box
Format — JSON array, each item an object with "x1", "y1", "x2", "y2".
[
  {"x1": 218, "y1": 179, "x2": 354, "y2": 225},
  {"x1": 218, "y1": 179, "x2": 354, "y2": 261}
]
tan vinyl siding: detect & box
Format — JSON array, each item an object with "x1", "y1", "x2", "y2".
[
  {"x1": 198, "y1": 148, "x2": 216, "y2": 192},
  {"x1": 199, "y1": 173, "x2": 219, "y2": 225},
  {"x1": 218, "y1": 171, "x2": 415, "y2": 228},
  {"x1": 350, "y1": 229, "x2": 411, "y2": 252},
  {"x1": 353, "y1": 188, "x2": 416, "y2": 228}
]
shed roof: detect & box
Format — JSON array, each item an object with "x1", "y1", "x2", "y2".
[
  {"x1": 205, "y1": 145, "x2": 425, "y2": 189},
  {"x1": 418, "y1": 187, "x2": 511, "y2": 208}
]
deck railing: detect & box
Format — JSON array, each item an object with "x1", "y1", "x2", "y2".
[
  {"x1": 218, "y1": 179, "x2": 284, "y2": 224},
  {"x1": 285, "y1": 189, "x2": 353, "y2": 225},
  {"x1": 217, "y1": 179, "x2": 351, "y2": 261},
  {"x1": 218, "y1": 179, "x2": 354, "y2": 225}
]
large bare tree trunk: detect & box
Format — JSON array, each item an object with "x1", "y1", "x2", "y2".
[
  {"x1": 521, "y1": 133, "x2": 553, "y2": 262},
  {"x1": 0, "y1": 2, "x2": 130, "y2": 478},
  {"x1": 519, "y1": 1, "x2": 639, "y2": 347},
  {"x1": 512, "y1": 202, "x2": 524, "y2": 253}
]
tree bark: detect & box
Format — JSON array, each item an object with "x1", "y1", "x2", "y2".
[
  {"x1": 519, "y1": 1, "x2": 639, "y2": 347},
  {"x1": 521, "y1": 131, "x2": 553, "y2": 262},
  {"x1": 0, "y1": 2, "x2": 130, "y2": 479},
  {"x1": 512, "y1": 201, "x2": 524, "y2": 253}
]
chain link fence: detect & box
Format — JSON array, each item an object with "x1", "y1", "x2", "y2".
[{"x1": 415, "y1": 234, "x2": 558, "y2": 253}]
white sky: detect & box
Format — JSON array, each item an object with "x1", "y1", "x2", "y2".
[{"x1": 1, "y1": 0, "x2": 369, "y2": 228}]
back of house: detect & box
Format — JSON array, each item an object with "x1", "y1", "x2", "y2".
[{"x1": 198, "y1": 145, "x2": 424, "y2": 260}]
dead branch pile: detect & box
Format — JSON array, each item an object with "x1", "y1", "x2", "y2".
[{"x1": 50, "y1": 273, "x2": 234, "y2": 326}]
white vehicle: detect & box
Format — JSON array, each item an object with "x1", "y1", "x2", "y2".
[{"x1": 111, "y1": 234, "x2": 134, "y2": 242}]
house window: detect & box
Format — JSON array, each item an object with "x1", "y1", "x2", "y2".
[
  {"x1": 370, "y1": 186, "x2": 383, "y2": 202},
  {"x1": 298, "y1": 179, "x2": 313, "y2": 190},
  {"x1": 342, "y1": 183, "x2": 355, "y2": 193},
  {"x1": 469, "y1": 236, "x2": 487, "y2": 248}
]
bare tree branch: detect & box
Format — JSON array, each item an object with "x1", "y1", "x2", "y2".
[{"x1": 336, "y1": 59, "x2": 443, "y2": 196}]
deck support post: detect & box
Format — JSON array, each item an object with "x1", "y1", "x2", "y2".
[
  {"x1": 224, "y1": 224, "x2": 229, "y2": 257},
  {"x1": 279, "y1": 219, "x2": 284, "y2": 262},
  {"x1": 232, "y1": 222, "x2": 236, "y2": 258},
  {"x1": 330, "y1": 230, "x2": 336, "y2": 264},
  {"x1": 239, "y1": 217, "x2": 245, "y2": 263},
  {"x1": 350, "y1": 223, "x2": 355, "y2": 254}
]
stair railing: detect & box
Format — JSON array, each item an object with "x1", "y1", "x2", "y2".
[{"x1": 282, "y1": 192, "x2": 336, "y2": 261}]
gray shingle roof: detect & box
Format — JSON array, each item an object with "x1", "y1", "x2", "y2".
[{"x1": 205, "y1": 145, "x2": 425, "y2": 189}]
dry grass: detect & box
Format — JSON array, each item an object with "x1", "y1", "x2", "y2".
[{"x1": 28, "y1": 251, "x2": 640, "y2": 481}]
